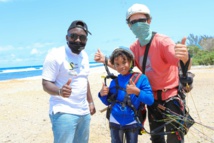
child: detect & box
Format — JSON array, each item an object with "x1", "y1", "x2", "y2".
[{"x1": 98, "y1": 47, "x2": 154, "y2": 143}]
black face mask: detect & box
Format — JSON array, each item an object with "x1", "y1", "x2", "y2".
[{"x1": 67, "y1": 41, "x2": 86, "y2": 54}]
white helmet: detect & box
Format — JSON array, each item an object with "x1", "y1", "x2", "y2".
[{"x1": 126, "y1": 3, "x2": 150, "y2": 20}]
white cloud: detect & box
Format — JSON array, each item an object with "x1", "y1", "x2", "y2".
[
  {"x1": 15, "y1": 58, "x2": 23, "y2": 62},
  {"x1": 0, "y1": 42, "x2": 62, "y2": 67},
  {"x1": 10, "y1": 53, "x2": 16, "y2": 58},
  {"x1": 31, "y1": 42, "x2": 53, "y2": 48},
  {"x1": 0, "y1": 0, "x2": 11, "y2": 2},
  {"x1": 30, "y1": 48, "x2": 38, "y2": 55},
  {"x1": 0, "y1": 45, "x2": 14, "y2": 52}
]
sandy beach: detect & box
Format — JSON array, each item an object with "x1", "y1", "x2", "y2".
[{"x1": 0, "y1": 66, "x2": 214, "y2": 143}]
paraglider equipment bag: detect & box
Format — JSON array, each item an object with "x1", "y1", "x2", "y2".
[{"x1": 179, "y1": 72, "x2": 195, "y2": 93}]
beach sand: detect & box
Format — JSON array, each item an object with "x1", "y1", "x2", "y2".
[{"x1": 0, "y1": 66, "x2": 214, "y2": 143}]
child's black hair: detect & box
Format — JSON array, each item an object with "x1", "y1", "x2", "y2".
[{"x1": 109, "y1": 48, "x2": 134, "y2": 69}]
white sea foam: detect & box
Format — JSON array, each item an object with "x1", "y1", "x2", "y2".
[{"x1": 1, "y1": 68, "x2": 42, "y2": 73}]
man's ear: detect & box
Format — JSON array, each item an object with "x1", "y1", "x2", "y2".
[
  {"x1": 147, "y1": 19, "x2": 152, "y2": 24},
  {"x1": 66, "y1": 35, "x2": 69, "y2": 41}
]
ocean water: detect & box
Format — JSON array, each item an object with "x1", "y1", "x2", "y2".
[{"x1": 0, "y1": 62, "x2": 103, "y2": 81}]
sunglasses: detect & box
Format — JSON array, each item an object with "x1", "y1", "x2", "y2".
[
  {"x1": 68, "y1": 33, "x2": 87, "y2": 43},
  {"x1": 129, "y1": 18, "x2": 147, "y2": 25}
]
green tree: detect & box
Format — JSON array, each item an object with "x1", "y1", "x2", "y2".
[
  {"x1": 188, "y1": 45, "x2": 200, "y2": 57},
  {"x1": 186, "y1": 34, "x2": 214, "y2": 65},
  {"x1": 199, "y1": 38, "x2": 214, "y2": 51}
]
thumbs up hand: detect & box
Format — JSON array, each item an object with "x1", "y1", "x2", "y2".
[
  {"x1": 126, "y1": 79, "x2": 140, "y2": 96},
  {"x1": 94, "y1": 49, "x2": 105, "y2": 63},
  {"x1": 174, "y1": 37, "x2": 189, "y2": 63},
  {"x1": 60, "y1": 78, "x2": 72, "y2": 98},
  {"x1": 100, "y1": 82, "x2": 109, "y2": 96}
]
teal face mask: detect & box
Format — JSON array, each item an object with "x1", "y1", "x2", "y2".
[{"x1": 130, "y1": 22, "x2": 152, "y2": 46}]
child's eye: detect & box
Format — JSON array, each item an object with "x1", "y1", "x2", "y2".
[{"x1": 123, "y1": 61, "x2": 127, "y2": 65}]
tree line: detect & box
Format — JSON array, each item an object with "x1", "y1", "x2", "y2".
[{"x1": 187, "y1": 34, "x2": 214, "y2": 65}]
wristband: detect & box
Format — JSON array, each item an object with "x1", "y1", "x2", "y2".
[
  {"x1": 89, "y1": 102, "x2": 94, "y2": 105},
  {"x1": 58, "y1": 88, "x2": 61, "y2": 96}
]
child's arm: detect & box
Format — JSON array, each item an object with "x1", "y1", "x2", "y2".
[
  {"x1": 100, "y1": 83, "x2": 109, "y2": 96},
  {"x1": 98, "y1": 83, "x2": 110, "y2": 105}
]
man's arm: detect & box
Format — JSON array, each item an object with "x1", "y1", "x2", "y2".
[
  {"x1": 42, "y1": 79, "x2": 72, "y2": 98},
  {"x1": 42, "y1": 79, "x2": 60, "y2": 95},
  {"x1": 175, "y1": 37, "x2": 192, "y2": 70},
  {"x1": 87, "y1": 80, "x2": 96, "y2": 115},
  {"x1": 94, "y1": 49, "x2": 115, "y2": 70}
]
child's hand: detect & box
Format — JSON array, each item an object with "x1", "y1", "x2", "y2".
[
  {"x1": 100, "y1": 83, "x2": 109, "y2": 96},
  {"x1": 126, "y1": 79, "x2": 140, "y2": 96}
]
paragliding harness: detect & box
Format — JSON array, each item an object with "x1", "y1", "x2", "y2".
[
  {"x1": 143, "y1": 32, "x2": 195, "y2": 136},
  {"x1": 103, "y1": 57, "x2": 147, "y2": 135}
]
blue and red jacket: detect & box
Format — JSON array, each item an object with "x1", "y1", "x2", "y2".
[{"x1": 99, "y1": 73, "x2": 154, "y2": 126}]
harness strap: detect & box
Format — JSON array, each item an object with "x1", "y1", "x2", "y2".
[
  {"x1": 157, "y1": 90, "x2": 162, "y2": 102},
  {"x1": 121, "y1": 73, "x2": 141, "y2": 107},
  {"x1": 164, "y1": 95, "x2": 185, "y2": 114},
  {"x1": 104, "y1": 56, "x2": 117, "y2": 86},
  {"x1": 109, "y1": 73, "x2": 144, "y2": 128},
  {"x1": 179, "y1": 53, "x2": 190, "y2": 77},
  {"x1": 131, "y1": 72, "x2": 141, "y2": 83},
  {"x1": 142, "y1": 32, "x2": 157, "y2": 74},
  {"x1": 122, "y1": 73, "x2": 144, "y2": 127}
]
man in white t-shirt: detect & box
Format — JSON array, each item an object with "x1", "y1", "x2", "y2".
[{"x1": 42, "y1": 20, "x2": 96, "y2": 143}]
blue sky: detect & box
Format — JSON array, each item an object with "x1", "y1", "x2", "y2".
[{"x1": 0, "y1": 0, "x2": 213, "y2": 68}]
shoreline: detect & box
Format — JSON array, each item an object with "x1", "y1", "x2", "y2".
[
  {"x1": 0, "y1": 66, "x2": 106, "y2": 82},
  {"x1": 1, "y1": 65, "x2": 214, "y2": 82}
]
